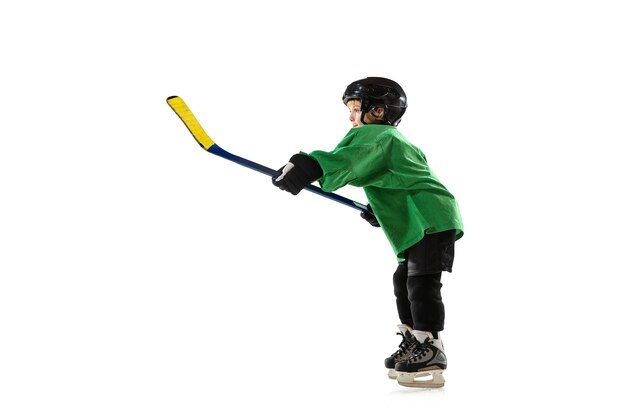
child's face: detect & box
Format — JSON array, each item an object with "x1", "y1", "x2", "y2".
[
  {"x1": 346, "y1": 99, "x2": 385, "y2": 127},
  {"x1": 347, "y1": 99, "x2": 363, "y2": 128}
]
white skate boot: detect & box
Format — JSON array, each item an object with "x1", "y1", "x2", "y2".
[
  {"x1": 395, "y1": 330, "x2": 446, "y2": 388},
  {"x1": 384, "y1": 324, "x2": 418, "y2": 379}
]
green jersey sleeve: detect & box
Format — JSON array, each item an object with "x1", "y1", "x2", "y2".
[{"x1": 307, "y1": 131, "x2": 387, "y2": 191}]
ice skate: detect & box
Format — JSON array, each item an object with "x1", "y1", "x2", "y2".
[
  {"x1": 384, "y1": 324, "x2": 418, "y2": 379},
  {"x1": 395, "y1": 330, "x2": 446, "y2": 388}
]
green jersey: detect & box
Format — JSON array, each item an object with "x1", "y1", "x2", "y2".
[{"x1": 308, "y1": 124, "x2": 464, "y2": 261}]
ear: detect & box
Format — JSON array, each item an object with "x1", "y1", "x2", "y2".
[{"x1": 371, "y1": 106, "x2": 385, "y2": 118}]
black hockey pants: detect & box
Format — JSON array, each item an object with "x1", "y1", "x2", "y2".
[{"x1": 393, "y1": 229, "x2": 456, "y2": 333}]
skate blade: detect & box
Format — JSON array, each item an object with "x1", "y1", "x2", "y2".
[
  {"x1": 387, "y1": 369, "x2": 398, "y2": 379},
  {"x1": 396, "y1": 370, "x2": 445, "y2": 388}
]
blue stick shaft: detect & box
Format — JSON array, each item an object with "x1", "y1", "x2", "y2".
[{"x1": 208, "y1": 144, "x2": 368, "y2": 212}]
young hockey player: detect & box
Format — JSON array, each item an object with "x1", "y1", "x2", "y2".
[{"x1": 272, "y1": 77, "x2": 463, "y2": 388}]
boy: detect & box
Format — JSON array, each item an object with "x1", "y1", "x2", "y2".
[{"x1": 272, "y1": 77, "x2": 463, "y2": 388}]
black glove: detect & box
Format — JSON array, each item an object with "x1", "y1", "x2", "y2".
[
  {"x1": 361, "y1": 204, "x2": 380, "y2": 227},
  {"x1": 272, "y1": 153, "x2": 323, "y2": 195}
]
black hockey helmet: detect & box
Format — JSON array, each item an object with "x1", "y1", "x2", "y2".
[{"x1": 342, "y1": 77, "x2": 407, "y2": 126}]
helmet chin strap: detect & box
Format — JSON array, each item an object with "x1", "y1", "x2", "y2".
[{"x1": 359, "y1": 101, "x2": 371, "y2": 125}]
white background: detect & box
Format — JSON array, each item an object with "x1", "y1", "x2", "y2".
[{"x1": 1, "y1": 1, "x2": 625, "y2": 415}]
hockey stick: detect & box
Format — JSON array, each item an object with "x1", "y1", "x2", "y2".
[{"x1": 166, "y1": 96, "x2": 368, "y2": 212}]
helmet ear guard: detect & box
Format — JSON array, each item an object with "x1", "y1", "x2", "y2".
[{"x1": 360, "y1": 103, "x2": 387, "y2": 125}]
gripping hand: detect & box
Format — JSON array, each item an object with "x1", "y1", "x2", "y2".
[
  {"x1": 361, "y1": 204, "x2": 380, "y2": 227},
  {"x1": 272, "y1": 154, "x2": 323, "y2": 195}
]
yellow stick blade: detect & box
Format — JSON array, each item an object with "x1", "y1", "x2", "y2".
[{"x1": 166, "y1": 96, "x2": 215, "y2": 150}]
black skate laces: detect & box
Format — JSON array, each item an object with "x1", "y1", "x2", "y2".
[
  {"x1": 409, "y1": 338, "x2": 434, "y2": 361},
  {"x1": 391, "y1": 332, "x2": 417, "y2": 359}
]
